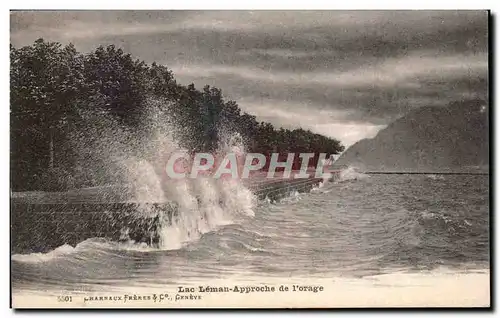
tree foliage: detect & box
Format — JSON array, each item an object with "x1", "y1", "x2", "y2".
[{"x1": 10, "y1": 39, "x2": 344, "y2": 191}]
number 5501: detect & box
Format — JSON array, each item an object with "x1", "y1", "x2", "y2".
[{"x1": 57, "y1": 296, "x2": 72, "y2": 302}]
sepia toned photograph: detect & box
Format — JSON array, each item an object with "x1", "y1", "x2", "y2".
[{"x1": 10, "y1": 10, "x2": 490, "y2": 308}]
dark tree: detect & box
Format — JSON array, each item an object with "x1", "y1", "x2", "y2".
[{"x1": 10, "y1": 39, "x2": 345, "y2": 191}]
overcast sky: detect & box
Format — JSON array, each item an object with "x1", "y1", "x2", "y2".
[{"x1": 10, "y1": 10, "x2": 488, "y2": 147}]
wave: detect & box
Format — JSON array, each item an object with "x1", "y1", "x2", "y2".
[
  {"x1": 120, "y1": 131, "x2": 257, "y2": 251},
  {"x1": 12, "y1": 171, "x2": 489, "y2": 301},
  {"x1": 426, "y1": 174, "x2": 446, "y2": 181},
  {"x1": 336, "y1": 166, "x2": 369, "y2": 182},
  {"x1": 12, "y1": 154, "x2": 373, "y2": 263},
  {"x1": 12, "y1": 244, "x2": 78, "y2": 263},
  {"x1": 11, "y1": 236, "x2": 173, "y2": 264}
]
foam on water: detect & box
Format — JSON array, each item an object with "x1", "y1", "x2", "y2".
[
  {"x1": 11, "y1": 244, "x2": 77, "y2": 263},
  {"x1": 13, "y1": 101, "x2": 258, "y2": 258},
  {"x1": 427, "y1": 174, "x2": 446, "y2": 181},
  {"x1": 11, "y1": 104, "x2": 489, "y2": 304},
  {"x1": 336, "y1": 166, "x2": 369, "y2": 182},
  {"x1": 12, "y1": 173, "x2": 489, "y2": 308},
  {"x1": 153, "y1": 131, "x2": 256, "y2": 250},
  {"x1": 156, "y1": 177, "x2": 255, "y2": 250},
  {"x1": 112, "y1": 103, "x2": 258, "y2": 250}
]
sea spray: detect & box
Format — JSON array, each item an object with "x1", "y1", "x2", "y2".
[
  {"x1": 156, "y1": 131, "x2": 256, "y2": 249},
  {"x1": 337, "y1": 166, "x2": 369, "y2": 182},
  {"x1": 68, "y1": 99, "x2": 257, "y2": 250},
  {"x1": 159, "y1": 178, "x2": 201, "y2": 250},
  {"x1": 122, "y1": 158, "x2": 167, "y2": 204},
  {"x1": 214, "y1": 131, "x2": 256, "y2": 218},
  {"x1": 311, "y1": 170, "x2": 333, "y2": 192}
]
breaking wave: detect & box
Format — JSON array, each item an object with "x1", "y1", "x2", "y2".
[
  {"x1": 123, "y1": 131, "x2": 257, "y2": 250},
  {"x1": 336, "y1": 166, "x2": 369, "y2": 182}
]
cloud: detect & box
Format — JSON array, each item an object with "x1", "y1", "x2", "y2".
[
  {"x1": 169, "y1": 51, "x2": 488, "y2": 126},
  {"x1": 11, "y1": 11, "x2": 488, "y2": 57},
  {"x1": 313, "y1": 124, "x2": 385, "y2": 148},
  {"x1": 9, "y1": 10, "x2": 489, "y2": 147},
  {"x1": 170, "y1": 51, "x2": 487, "y2": 89},
  {"x1": 235, "y1": 100, "x2": 385, "y2": 147},
  {"x1": 238, "y1": 101, "x2": 354, "y2": 124}
]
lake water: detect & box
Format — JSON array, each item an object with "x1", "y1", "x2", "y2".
[{"x1": 11, "y1": 171, "x2": 490, "y2": 306}]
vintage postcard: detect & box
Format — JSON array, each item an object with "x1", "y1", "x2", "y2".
[{"x1": 10, "y1": 10, "x2": 490, "y2": 308}]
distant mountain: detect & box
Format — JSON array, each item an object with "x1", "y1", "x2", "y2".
[{"x1": 335, "y1": 99, "x2": 489, "y2": 172}]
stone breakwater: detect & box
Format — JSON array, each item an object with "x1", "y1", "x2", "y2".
[{"x1": 11, "y1": 174, "x2": 337, "y2": 254}]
